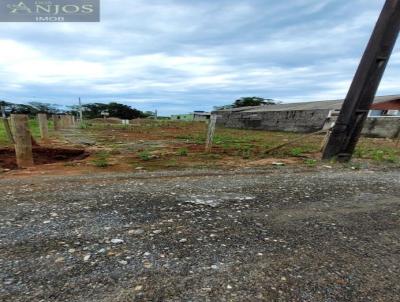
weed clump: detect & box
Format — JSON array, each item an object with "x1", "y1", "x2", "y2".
[
  {"x1": 178, "y1": 148, "x2": 188, "y2": 156},
  {"x1": 290, "y1": 147, "x2": 303, "y2": 157},
  {"x1": 304, "y1": 159, "x2": 317, "y2": 167},
  {"x1": 92, "y1": 151, "x2": 110, "y2": 168},
  {"x1": 139, "y1": 150, "x2": 151, "y2": 161}
]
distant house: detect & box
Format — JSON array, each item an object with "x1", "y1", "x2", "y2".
[
  {"x1": 213, "y1": 95, "x2": 400, "y2": 138},
  {"x1": 171, "y1": 113, "x2": 195, "y2": 121},
  {"x1": 171, "y1": 111, "x2": 211, "y2": 122},
  {"x1": 369, "y1": 97, "x2": 400, "y2": 117},
  {"x1": 193, "y1": 111, "x2": 211, "y2": 121}
]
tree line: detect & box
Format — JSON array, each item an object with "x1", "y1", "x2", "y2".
[
  {"x1": 214, "y1": 97, "x2": 277, "y2": 110},
  {"x1": 0, "y1": 100, "x2": 151, "y2": 120}
]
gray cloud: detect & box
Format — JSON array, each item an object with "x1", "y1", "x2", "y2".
[{"x1": 0, "y1": 0, "x2": 398, "y2": 115}]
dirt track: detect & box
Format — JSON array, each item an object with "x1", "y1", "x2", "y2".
[{"x1": 1, "y1": 168, "x2": 400, "y2": 301}]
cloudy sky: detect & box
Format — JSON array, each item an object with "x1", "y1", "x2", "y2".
[{"x1": 0, "y1": 0, "x2": 399, "y2": 115}]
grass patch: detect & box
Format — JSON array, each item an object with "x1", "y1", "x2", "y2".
[
  {"x1": 92, "y1": 151, "x2": 110, "y2": 168},
  {"x1": 355, "y1": 145, "x2": 399, "y2": 163},
  {"x1": 177, "y1": 148, "x2": 188, "y2": 156},
  {"x1": 71, "y1": 120, "x2": 400, "y2": 170},
  {"x1": 290, "y1": 147, "x2": 304, "y2": 157},
  {"x1": 79, "y1": 121, "x2": 90, "y2": 129},
  {"x1": 304, "y1": 159, "x2": 317, "y2": 167},
  {"x1": 0, "y1": 118, "x2": 48, "y2": 146},
  {"x1": 0, "y1": 120, "x2": 10, "y2": 146},
  {"x1": 138, "y1": 150, "x2": 151, "y2": 161}
]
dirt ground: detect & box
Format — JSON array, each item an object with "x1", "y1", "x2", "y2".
[
  {"x1": 1, "y1": 121, "x2": 399, "y2": 301},
  {"x1": 1, "y1": 120, "x2": 399, "y2": 177},
  {"x1": 1, "y1": 168, "x2": 400, "y2": 301}
]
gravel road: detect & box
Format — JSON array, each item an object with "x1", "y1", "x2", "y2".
[{"x1": 1, "y1": 168, "x2": 400, "y2": 301}]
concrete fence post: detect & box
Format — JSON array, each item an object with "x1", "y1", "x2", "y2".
[
  {"x1": 53, "y1": 115, "x2": 60, "y2": 130},
  {"x1": 65, "y1": 115, "x2": 70, "y2": 128},
  {"x1": 205, "y1": 115, "x2": 217, "y2": 152},
  {"x1": 1, "y1": 117, "x2": 14, "y2": 144},
  {"x1": 60, "y1": 116, "x2": 66, "y2": 129},
  {"x1": 1, "y1": 105, "x2": 6, "y2": 118},
  {"x1": 37, "y1": 113, "x2": 48, "y2": 140},
  {"x1": 10, "y1": 114, "x2": 34, "y2": 168},
  {"x1": 64, "y1": 115, "x2": 71, "y2": 128}
]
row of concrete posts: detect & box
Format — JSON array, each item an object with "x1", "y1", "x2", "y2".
[
  {"x1": 53, "y1": 114, "x2": 76, "y2": 131},
  {"x1": 2, "y1": 114, "x2": 77, "y2": 168}
]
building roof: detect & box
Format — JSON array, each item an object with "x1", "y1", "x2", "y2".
[
  {"x1": 214, "y1": 95, "x2": 400, "y2": 113},
  {"x1": 193, "y1": 112, "x2": 211, "y2": 116},
  {"x1": 370, "y1": 99, "x2": 400, "y2": 110}
]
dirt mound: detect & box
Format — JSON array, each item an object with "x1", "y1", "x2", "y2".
[{"x1": 0, "y1": 147, "x2": 89, "y2": 169}]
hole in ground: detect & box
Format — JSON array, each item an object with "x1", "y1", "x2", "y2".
[{"x1": 0, "y1": 147, "x2": 89, "y2": 170}]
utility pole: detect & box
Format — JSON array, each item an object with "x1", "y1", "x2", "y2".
[{"x1": 323, "y1": 0, "x2": 400, "y2": 162}]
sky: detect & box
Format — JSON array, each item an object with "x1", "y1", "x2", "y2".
[{"x1": 0, "y1": 0, "x2": 399, "y2": 116}]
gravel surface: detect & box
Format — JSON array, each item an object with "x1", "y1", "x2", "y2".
[{"x1": 1, "y1": 168, "x2": 400, "y2": 301}]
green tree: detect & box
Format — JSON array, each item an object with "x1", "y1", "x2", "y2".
[
  {"x1": 28, "y1": 102, "x2": 61, "y2": 114},
  {"x1": 233, "y1": 97, "x2": 275, "y2": 108},
  {"x1": 82, "y1": 102, "x2": 147, "y2": 119}
]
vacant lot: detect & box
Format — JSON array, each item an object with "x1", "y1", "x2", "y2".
[
  {"x1": 1, "y1": 168, "x2": 399, "y2": 301},
  {"x1": 1, "y1": 119, "x2": 399, "y2": 175},
  {"x1": 2, "y1": 120, "x2": 400, "y2": 301}
]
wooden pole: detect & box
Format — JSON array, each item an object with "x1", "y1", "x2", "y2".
[
  {"x1": 1, "y1": 117, "x2": 14, "y2": 144},
  {"x1": 10, "y1": 114, "x2": 34, "y2": 168},
  {"x1": 323, "y1": 0, "x2": 400, "y2": 161},
  {"x1": 205, "y1": 115, "x2": 217, "y2": 152},
  {"x1": 37, "y1": 113, "x2": 48, "y2": 140}
]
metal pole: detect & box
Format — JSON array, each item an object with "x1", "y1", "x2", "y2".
[{"x1": 323, "y1": 0, "x2": 400, "y2": 162}]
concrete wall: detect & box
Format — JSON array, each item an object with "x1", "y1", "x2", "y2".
[
  {"x1": 171, "y1": 114, "x2": 194, "y2": 121},
  {"x1": 215, "y1": 109, "x2": 330, "y2": 133},
  {"x1": 215, "y1": 110, "x2": 400, "y2": 138},
  {"x1": 193, "y1": 114, "x2": 210, "y2": 122},
  {"x1": 362, "y1": 117, "x2": 400, "y2": 139}
]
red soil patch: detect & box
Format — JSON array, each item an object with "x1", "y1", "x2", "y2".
[{"x1": 0, "y1": 147, "x2": 89, "y2": 170}]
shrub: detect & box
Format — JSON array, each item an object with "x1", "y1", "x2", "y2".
[
  {"x1": 290, "y1": 147, "x2": 303, "y2": 157},
  {"x1": 371, "y1": 150, "x2": 385, "y2": 162},
  {"x1": 178, "y1": 148, "x2": 188, "y2": 156},
  {"x1": 92, "y1": 151, "x2": 109, "y2": 168},
  {"x1": 304, "y1": 159, "x2": 317, "y2": 167},
  {"x1": 139, "y1": 150, "x2": 151, "y2": 161}
]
